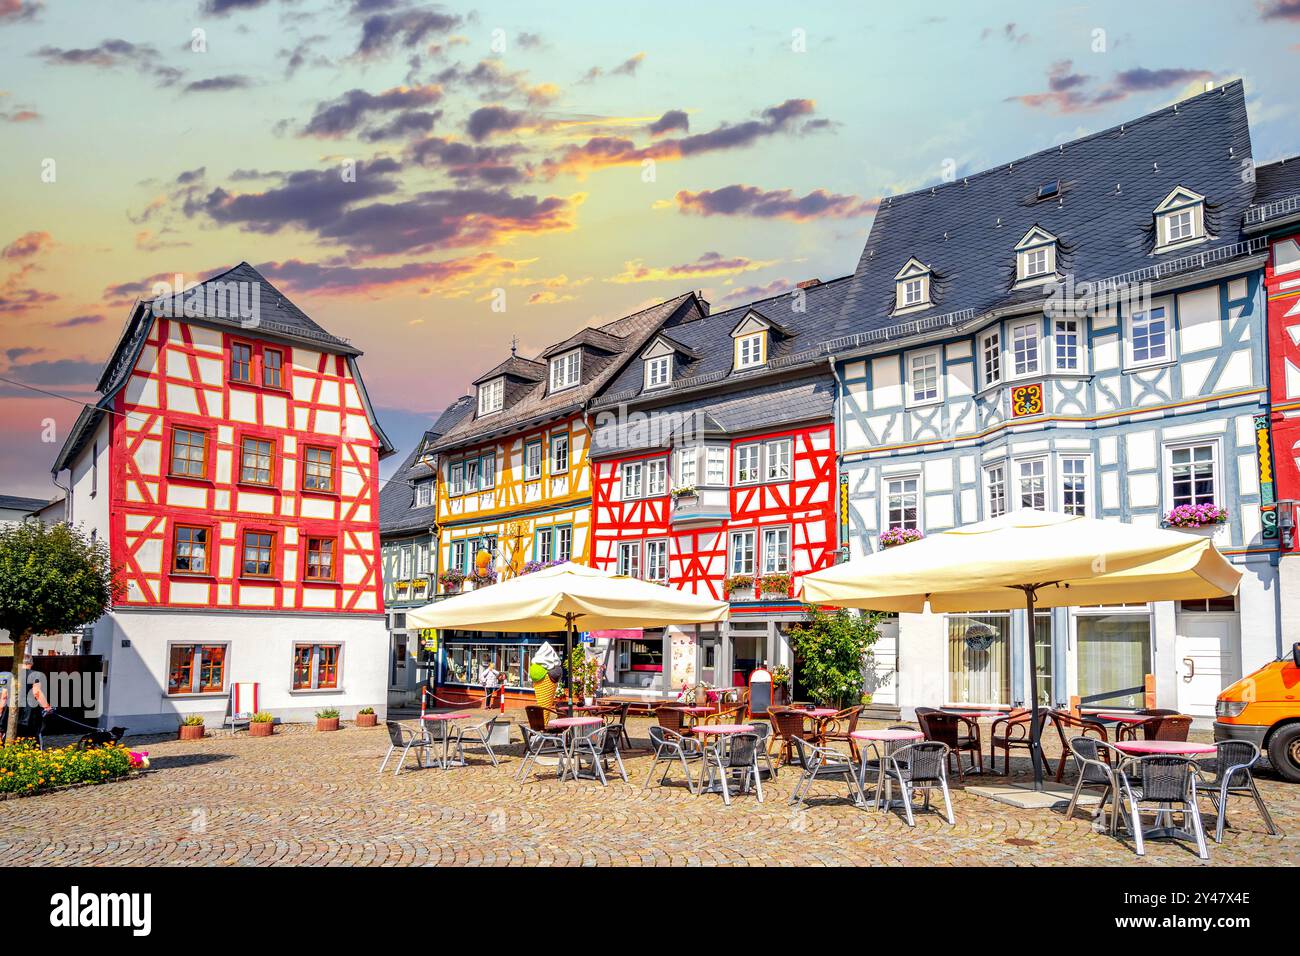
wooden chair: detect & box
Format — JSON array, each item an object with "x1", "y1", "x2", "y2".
[
  {"x1": 1142, "y1": 714, "x2": 1192, "y2": 741},
  {"x1": 916, "y1": 707, "x2": 983, "y2": 776},
  {"x1": 1047, "y1": 710, "x2": 1108, "y2": 781},
  {"x1": 524, "y1": 704, "x2": 560, "y2": 732},
  {"x1": 817, "y1": 705, "x2": 864, "y2": 759},
  {"x1": 767, "y1": 705, "x2": 809, "y2": 766},
  {"x1": 987, "y1": 709, "x2": 1033, "y2": 776}
]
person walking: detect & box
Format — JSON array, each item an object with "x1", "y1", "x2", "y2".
[
  {"x1": 0, "y1": 656, "x2": 53, "y2": 747},
  {"x1": 479, "y1": 660, "x2": 500, "y2": 709}
]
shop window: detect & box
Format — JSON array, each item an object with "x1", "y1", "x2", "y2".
[
  {"x1": 1077, "y1": 611, "x2": 1152, "y2": 709},
  {"x1": 946, "y1": 613, "x2": 1011, "y2": 706}
]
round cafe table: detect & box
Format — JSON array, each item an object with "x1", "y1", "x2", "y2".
[
  {"x1": 421, "y1": 711, "x2": 477, "y2": 768},
  {"x1": 1096, "y1": 713, "x2": 1156, "y2": 741},
  {"x1": 692, "y1": 724, "x2": 755, "y2": 797},
  {"x1": 667, "y1": 705, "x2": 716, "y2": 732},
  {"x1": 1113, "y1": 740, "x2": 1216, "y2": 756},
  {"x1": 852, "y1": 729, "x2": 924, "y2": 810},
  {"x1": 548, "y1": 716, "x2": 603, "y2": 780}
]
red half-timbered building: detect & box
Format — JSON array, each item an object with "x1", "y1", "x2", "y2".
[{"x1": 51, "y1": 263, "x2": 395, "y2": 732}]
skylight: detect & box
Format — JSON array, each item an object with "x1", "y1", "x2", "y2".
[{"x1": 1036, "y1": 180, "x2": 1060, "y2": 200}]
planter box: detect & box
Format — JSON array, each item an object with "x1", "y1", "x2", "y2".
[
  {"x1": 355, "y1": 713, "x2": 378, "y2": 728},
  {"x1": 248, "y1": 721, "x2": 274, "y2": 737},
  {"x1": 760, "y1": 590, "x2": 788, "y2": 601},
  {"x1": 316, "y1": 717, "x2": 340, "y2": 732},
  {"x1": 177, "y1": 724, "x2": 205, "y2": 741}
]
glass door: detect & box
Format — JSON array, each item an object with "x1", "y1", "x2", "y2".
[{"x1": 698, "y1": 631, "x2": 719, "y2": 687}]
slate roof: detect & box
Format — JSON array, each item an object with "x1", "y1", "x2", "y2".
[
  {"x1": 0, "y1": 494, "x2": 53, "y2": 514},
  {"x1": 591, "y1": 376, "x2": 836, "y2": 458},
  {"x1": 1246, "y1": 155, "x2": 1300, "y2": 231},
  {"x1": 430, "y1": 292, "x2": 704, "y2": 453},
  {"x1": 378, "y1": 395, "x2": 474, "y2": 537},
  {"x1": 472, "y1": 355, "x2": 545, "y2": 386}
]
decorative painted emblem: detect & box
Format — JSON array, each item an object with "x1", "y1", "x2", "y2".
[
  {"x1": 1010, "y1": 382, "x2": 1044, "y2": 418},
  {"x1": 1254, "y1": 414, "x2": 1278, "y2": 540}
]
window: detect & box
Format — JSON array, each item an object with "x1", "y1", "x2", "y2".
[
  {"x1": 762, "y1": 527, "x2": 790, "y2": 573},
  {"x1": 305, "y1": 537, "x2": 335, "y2": 581},
  {"x1": 173, "y1": 525, "x2": 209, "y2": 574},
  {"x1": 1168, "y1": 443, "x2": 1217, "y2": 508},
  {"x1": 1023, "y1": 247, "x2": 1049, "y2": 279},
  {"x1": 524, "y1": 442, "x2": 542, "y2": 481},
  {"x1": 464, "y1": 457, "x2": 480, "y2": 493},
  {"x1": 645, "y1": 540, "x2": 668, "y2": 582},
  {"x1": 645, "y1": 354, "x2": 671, "y2": 389},
  {"x1": 736, "y1": 333, "x2": 765, "y2": 369},
  {"x1": 550, "y1": 434, "x2": 569, "y2": 474},
  {"x1": 894, "y1": 259, "x2": 931, "y2": 312},
  {"x1": 646, "y1": 459, "x2": 667, "y2": 496},
  {"x1": 886, "y1": 476, "x2": 920, "y2": 530},
  {"x1": 1017, "y1": 458, "x2": 1046, "y2": 511},
  {"x1": 735, "y1": 444, "x2": 761, "y2": 484},
  {"x1": 414, "y1": 478, "x2": 432, "y2": 508},
  {"x1": 678, "y1": 448, "x2": 698, "y2": 487},
  {"x1": 168, "y1": 644, "x2": 226, "y2": 695},
  {"x1": 946, "y1": 613, "x2": 1011, "y2": 705},
  {"x1": 241, "y1": 530, "x2": 274, "y2": 578},
  {"x1": 902, "y1": 278, "x2": 924, "y2": 306},
  {"x1": 1077, "y1": 610, "x2": 1152, "y2": 709},
  {"x1": 536, "y1": 528, "x2": 553, "y2": 563},
  {"x1": 480, "y1": 453, "x2": 495, "y2": 489},
  {"x1": 550, "y1": 349, "x2": 581, "y2": 391},
  {"x1": 765, "y1": 439, "x2": 791, "y2": 481},
  {"x1": 170, "y1": 427, "x2": 208, "y2": 478},
  {"x1": 240, "y1": 437, "x2": 274, "y2": 485},
  {"x1": 617, "y1": 541, "x2": 640, "y2": 578},
  {"x1": 263, "y1": 348, "x2": 283, "y2": 388},
  {"x1": 1128, "y1": 304, "x2": 1172, "y2": 367},
  {"x1": 730, "y1": 530, "x2": 755, "y2": 575},
  {"x1": 705, "y1": 446, "x2": 727, "y2": 485},
  {"x1": 1009, "y1": 320, "x2": 1040, "y2": 377},
  {"x1": 303, "y1": 446, "x2": 334, "y2": 492},
  {"x1": 449, "y1": 462, "x2": 464, "y2": 497},
  {"x1": 293, "y1": 644, "x2": 340, "y2": 690},
  {"x1": 985, "y1": 463, "x2": 1007, "y2": 519},
  {"x1": 451, "y1": 540, "x2": 467, "y2": 574},
  {"x1": 230, "y1": 342, "x2": 251, "y2": 383},
  {"x1": 1154, "y1": 188, "x2": 1206, "y2": 251},
  {"x1": 622, "y1": 461, "x2": 644, "y2": 499},
  {"x1": 556, "y1": 526, "x2": 572, "y2": 562},
  {"x1": 1053, "y1": 319, "x2": 1083, "y2": 373},
  {"x1": 1165, "y1": 208, "x2": 1194, "y2": 244},
  {"x1": 1060, "y1": 456, "x2": 1089, "y2": 516},
  {"x1": 980, "y1": 330, "x2": 1001, "y2": 388},
  {"x1": 478, "y1": 377, "x2": 503, "y2": 415},
  {"x1": 907, "y1": 350, "x2": 940, "y2": 405}
]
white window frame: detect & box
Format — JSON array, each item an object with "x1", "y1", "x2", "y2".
[
  {"x1": 524, "y1": 442, "x2": 542, "y2": 481},
  {"x1": 478, "y1": 377, "x2": 503, "y2": 416},
  {"x1": 984, "y1": 461, "x2": 1008, "y2": 519},
  {"x1": 1059, "y1": 455, "x2": 1091, "y2": 517},
  {"x1": 735, "y1": 443, "x2": 761, "y2": 484},
  {"x1": 905, "y1": 348, "x2": 942, "y2": 407},
  {"x1": 480, "y1": 452, "x2": 495, "y2": 489},
  {"x1": 705, "y1": 446, "x2": 727, "y2": 486},
  {"x1": 1008, "y1": 319, "x2": 1041, "y2": 379},
  {"x1": 550, "y1": 434, "x2": 569, "y2": 475},
  {"x1": 979, "y1": 329, "x2": 1002, "y2": 389},
  {"x1": 536, "y1": 527, "x2": 553, "y2": 563},
  {"x1": 550, "y1": 349, "x2": 581, "y2": 392},
  {"x1": 894, "y1": 259, "x2": 932, "y2": 313},
  {"x1": 1125, "y1": 299, "x2": 1175, "y2": 369},
  {"x1": 1052, "y1": 318, "x2": 1086, "y2": 373},
  {"x1": 451, "y1": 540, "x2": 467, "y2": 574},
  {"x1": 761, "y1": 526, "x2": 790, "y2": 574},
  {"x1": 556, "y1": 525, "x2": 573, "y2": 562},
  {"x1": 622, "y1": 461, "x2": 644, "y2": 500},
  {"x1": 617, "y1": 541, "x2": 640, "y2": 578},
  {"x1": 464, "y1": 457, "x2": 480, "y2": 493},
  {"x1": 676, "y1": 447, "x2": 698, "y2": 487},
  {"x1": 414, "y1": 478, "x2": 432, "y2": 508},
  {"x1": 646, "y1": 458, "x2": 667, "y2": 496},
  {"x1": 765, "y1": 438, "x2": 792, "y2": 481},
  {"x1": 1020, "y1": 246, "x2": 1051, "y2": 281},
  {"x1": 1015, "y1": 457, "x2": 1048, "y2": 512},
  {"x1": 883, "y1": 474, "x2": 921, "y2": 531},
  {"x1": 1163, "y1": 439, "x2": 1220, "y2": 510},
  {"x1": 729, "y1": 529, "x2": 756, "y2": 575},
  {"x1": 736, "y1": 333, "x2": 765, "y2": 370},
  {"x1": 644, "y1": 538, "x2": 668, "y2": 582},
  {"x1": 644, "y1": 354, "x2": 671, "y2": 390},
  {"x1": 448, "y1": 462, "x2": 464, "y2": 497}
]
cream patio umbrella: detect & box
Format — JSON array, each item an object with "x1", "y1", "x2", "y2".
[
  {"x1": 406, "y1": 562, "x2": 729, "y2": 711},
  {"x1": 800, "y1": 510, "x2": 1241, "y2": 789}
]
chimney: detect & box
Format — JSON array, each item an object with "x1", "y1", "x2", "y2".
[{"x1": 796, "y1": 278, "x2": 821, "y2": 289}]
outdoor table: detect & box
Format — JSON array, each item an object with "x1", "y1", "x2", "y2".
[
  {"x1": 668, "y1": 705, "x2": 716, "y2": 732},
  {"x1": 1111, "y1": 740, "x2": 1217, "y2": 845},
  {"x1": 852, "y1": 728, "x2": 923, "y2": 811},
  {"x1": 548, "y1": 716, "x2": 603, "y2": 780},
  {"x1": 1096, "y1": 713, "x2": 1156, "y2": 741},
  {"x1": 421, "y1": 712, "x2": 477, "y2": 768},
  {"x1": 796, "y1": 707, "x2": 841, "y2": 745},
  {"x1": 692, "y1": 724, "x2": 755, "y2": 795}
]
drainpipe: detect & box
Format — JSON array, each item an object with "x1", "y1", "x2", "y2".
[
  {"x1": 826, "y1": 357, "x2": 849, "y2": 564},
  {"x1": 51, "y1": 469, "x2": 72, "y2": 523}
]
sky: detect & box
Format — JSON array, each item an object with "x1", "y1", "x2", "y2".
[{"x1": 2, "y1": 0, "x2": 1299, "y2": 498}]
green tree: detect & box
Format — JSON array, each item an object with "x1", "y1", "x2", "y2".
[
  {"x1": 786, "y1": 606, "x2": 882, "y2": 708},
  {"x1": 0, "y1": 522, "x2": 118, "y2": 743}
]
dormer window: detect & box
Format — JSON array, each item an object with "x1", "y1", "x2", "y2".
[
  {"x1": 1153, "y1": 186, "x2": 1207, "y2": 252},
  {"x1": 645, "y1": 354, "x2": 671, "y2": 389},
  {"x1": 478, "y1": 377, "x2": 503, "y2": 416},
  {"x1": 736, "y1": 333, "x2": 764, "y2": 369},
  {"x1": 1014, "y1": 226, "x2": 1058, "y2": 285},
  {"x1": 893, "y1": 258, "x2": 931, "y2": 314},
  {"x1": 730, "y1": 311, "x2": 773, "y2": 371},
  {"x1": 550, "y1": 349, "x2": 581, "y2": 391}
]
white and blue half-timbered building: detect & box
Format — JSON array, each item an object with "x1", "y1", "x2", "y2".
[{"x1": 832, "y1": 80, "x2": 1280, "y2": 722}]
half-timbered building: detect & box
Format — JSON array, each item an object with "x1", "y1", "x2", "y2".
[
  {"x1": 50, "y1": 263, "x2": 395, "y2": 732},
  {"x1": 834, "y1": 81, "x2": 1281, "y2": 721}
]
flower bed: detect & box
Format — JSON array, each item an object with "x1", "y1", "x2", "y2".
[
  {"x1": 1164, "y1": 503, "x2": 1228, "y2": 528},
  {"x1": 0, "y1": 739, "x2": 133, "y2": 797}
]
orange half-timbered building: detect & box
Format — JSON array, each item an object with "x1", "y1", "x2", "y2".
[{"x1": 51, "y1": 263, "x2": 395, "y2": 733}]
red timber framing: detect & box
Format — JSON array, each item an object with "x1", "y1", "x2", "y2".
[
  {"x1": 109, "y1": 316, "x2": 383, "y2": 613},
  {"x1": 589, "y1": 423, "x2": 838, "y2": 601},
  {"x1": 1267, "y1": 228, "x2": 1300, "y2": 550}
]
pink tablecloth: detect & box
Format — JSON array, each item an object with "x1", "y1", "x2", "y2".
[
  {"x1": 798, "y1": 708, "x2": 839, "y2": 718},
  {"x1": 422, "y1": 712, "x2": 475, "y2": 721},
  {"x1": 1114, "y1": 740, "x2": 1216, "y2": 756},
  {"x1": 852, "y1": 729, "x2": 923, "y2": 742},
  {"x1": 693, "y1": 724, "x2": 754, "y2": 735},
  {"x1": 548, "y1": 716, "x2": 602, "y2": 730}
]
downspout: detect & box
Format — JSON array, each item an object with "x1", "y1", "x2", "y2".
[
  {"x1": 826, "y1": 357, "x2": 848, "y2": 564},
  {"x1": 51, "y1": 468, "x2": 72, "y2": 523}
]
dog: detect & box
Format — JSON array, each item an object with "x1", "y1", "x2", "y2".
[{"x1": 76, "y1": 727, "x2": 125, "y2": 749}]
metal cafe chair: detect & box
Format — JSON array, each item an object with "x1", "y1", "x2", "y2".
[
  {"x1": 1196, "y1": 740, "x2": 1280, "y2": 843},
  {"x1": 453, "y1": 713, "x2": 504, "y2": 768},
  {"x1": 787, "y1": 735, "x2": 863, "y2": 811},
  {"x1": 1115, "y1": 755, "x2": 1210, "y2": 860},
  {"x1": 378, "y1": 720, "x2": 431, "y2": 776},
  {"x1": 1063, "y1": 736, "x2": 1129, "y2": 832},
  {"x1": 883, "y1": 741, "x2": 955, "y2": 827},
  {"x1": 700, "y1": 732, "x2": 764, "y2": 806},
  {"x1": 644, "y1": 725, "x2": 703, "y2": 794},
  {"x1": 516, "y1": 724, "x2": 569, "y2": 782}
]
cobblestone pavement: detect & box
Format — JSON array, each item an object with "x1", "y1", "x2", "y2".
[{"x1": 1, "y1": 717, "x2": 1295, "y2": 866}]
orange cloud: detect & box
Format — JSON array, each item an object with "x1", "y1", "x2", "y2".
[{"x1": 607, "y1": 251, "x2": 779, "y2": 284}]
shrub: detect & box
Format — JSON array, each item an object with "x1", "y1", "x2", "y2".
[
  {"x1": 357, "y1": 706, "x2": 375, "y2": 715},
  {"x1": 315, "y1": 708, "x2": 340, "y2": 720},
  {"x1": 0, "y1": 740, "x2": 133, "y2": 795},
  {"x1": 250, "y1": 712, "x2": 273, "y2": 723},
  {"x1": 787, "y1": 606, "x2": 882, "y2": 708},
  {"x1": 181, "y1": 715, "x2": 205, "y2": 727}
]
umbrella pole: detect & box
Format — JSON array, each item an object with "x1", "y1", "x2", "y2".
[
  {"x1": 565, "y1": 614, "x2": 575, "y2": 716},
  {"x1": 1023, "y1": 586, "x2": 1046, "y2": 791}
]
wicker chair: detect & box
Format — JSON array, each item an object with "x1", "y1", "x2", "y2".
[
  {"x1": 767, "y1": 706, "x2": 808, "y2": 766},
  {"x1": 1142, "y1": 714, "x2": 1192, "y2": 741},
  {"x1": 916, "y1": 708, "x2": 983, "y2": 776},
  {"x1": 1063, "y1": 736, "x2": 1129, "y2": 831},
  {"x1": 524, "y1": 704, "x2": 559, "y2": 732},
  {"x1": 787, "y1": 736, "x2": 863, "y2": 810},
  {"x1": 655, "y1": 704, "x2": 692, "y2": 737},
  {"x1": 699, "y1": 731, "x2": 763, "y2": 806},
  {"x1": 701, "y1": 704, "x2": 746, "y2": 726},
  {"x1": 883, "y1": 741, "x2": 955, "y2": 826},
  {"x1": 987, "y1": 709, "x2": 1033, "y2": 776},
  {"x1": 515, "y1": 724, "x2": 569, "y2": 782},
  {"x1": 817, "y1": 705, "x2": 864, "y2": 758},
  {"x1": 1196, "y1": 740, "x2": 1279, "y2": 843},
  {"x1": 1046, "y1": 710, "x2": 1109, "y2": 781},
  {"x1": 1115, "y1": 755, "x2": 1209, "y2": 859},
  {"x1": 644, "y1": 725, "x2": 703, "y2": 794}
]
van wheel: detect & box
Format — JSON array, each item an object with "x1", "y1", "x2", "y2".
[{"x1": 1267, "y1": 724, "x2": 1300, "y2": 784}]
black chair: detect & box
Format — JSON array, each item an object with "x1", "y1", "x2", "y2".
[
  {"x1": 515, "y1": 724, "x2": 569, "y2": 782},
  {"x1": 884, "y1": 741, "x2": 954, "y2": 826},
  {"x1": 700, "y1": 732, "x2": 763, "y2": 806},
  {"x1": 1196, "y1": 741, "x2": 1279, "y2": 843},
  {"x1": 378, "y1": 720, "x2": 430, "y2": 776},
  {"x1": 916, "y1": 707, "x2": 983, "y2": 776},
  {"x1": 787, "y1": 735, "x2": 863, "y2": 810},
  {"x1": 1063, "y1": 736, "x2": 1128, "y2": 832},
  {"x1": 644, "y1": 725, "x2": 703, "y2": 794},
  {"x1": 1116, "y1": 755, "x2": 1209, "y2": 860}
]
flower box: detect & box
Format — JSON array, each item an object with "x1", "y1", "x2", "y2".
[
  {"x1": 1163, "y1": 503, "x2": 1229, "y2": 530},
  {"x1": 879, "y1": 527, "x2": 923, "y2": 549}
]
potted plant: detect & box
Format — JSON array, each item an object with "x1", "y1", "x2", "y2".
[
  {"x1": 567, "y1": 646, "x2": 602, "y2": 706},
  {"x1": 723, "y1": 573, "x2": 754, "y2": 600},
  {"x1": 879, "y1": 526, "x2": 924, "y2": 549},
  {"x1": 248, "y1": 712, "x2": 275, "y2": 737},
  {"x1": 393, "y1": 579, "x2": 410, "y2": 593},
  {"x1": 770, "y1": 665, "x2": 791, "y2": 705},
  {"x1": 438, "y1": 568, "x2": 465, "y2": 593},
  {"x1": 178, "y1": 714, "x2": 205, "y2": 741},
  {"x1": 355, "y1": 706, "x2": 377, "y2": 728},
  {"x1": 758, "y1": 572, "x2": 792, "y2": 599},
  {"x1": 470, "y1": 568, "x2": 498, "y2": 588},
  {"x1": 1164, "y1": 503, "x2": 1229, "y2": 532},
  {"x1": 670, "y1": 485, "x2": 698, "y2": 500},
  {"x1": 315, "y1": 708, "x2": 340, "y2": 732}
]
